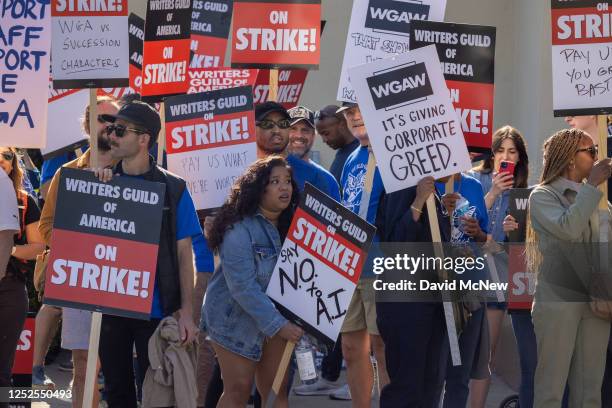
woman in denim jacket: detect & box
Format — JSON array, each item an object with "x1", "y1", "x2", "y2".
[
  {"x1": 467, "y1": 126, "x2": 529, "y2": 407},
  {"x1": 202, "y1": 156, "x2": 303, "y2": 407}
]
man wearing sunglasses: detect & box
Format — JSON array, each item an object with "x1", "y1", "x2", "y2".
[
  {"x1": 36, "y1": 95, "x2": 120, "y2": 397},
  {"x1": 255, "y1": 101, "x2": 340, "y2": 200},
  {"x1": 94, "y1": 101, "x2": 201, "y2": 408}
]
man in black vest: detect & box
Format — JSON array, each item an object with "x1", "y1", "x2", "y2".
[{"x1": 97, "y1": 101, "x2": 200, "y2": 407}]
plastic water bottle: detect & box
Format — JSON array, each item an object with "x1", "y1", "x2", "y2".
[{"x1": 295, "y1": 337, "x2": 318, "y2": 385}]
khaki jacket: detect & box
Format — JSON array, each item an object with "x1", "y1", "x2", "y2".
[
  {"x1": 38, "y1": 150, "x2": 91, "y2": 245},
  {"x1": 142, "y1": 317, "x2": 198, "y2": 408}
]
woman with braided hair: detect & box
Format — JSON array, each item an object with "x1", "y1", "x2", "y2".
[{"x1": 527, "y1": 128, "x2": 612, "y2": 408}]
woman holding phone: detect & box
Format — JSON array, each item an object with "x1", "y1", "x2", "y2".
[
  {"x1": 202, "y1": 156, "x2": 303, "y2": 408},
  {"x1": 467, "y1": 126, "x2": 529, "y2": 408}
]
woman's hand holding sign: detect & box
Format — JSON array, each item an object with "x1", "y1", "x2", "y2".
[{"x1": 277, "y1": 322, "x2": 303, "y2": 343}]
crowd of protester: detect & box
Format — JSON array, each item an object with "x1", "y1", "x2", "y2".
[{"x1": 0, "y1": 93, "x2": 611, "y2": 408}]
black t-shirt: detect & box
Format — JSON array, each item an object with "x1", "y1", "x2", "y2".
[{"x1": 7, "y1": 193, "x2": 41, "y2": 277}]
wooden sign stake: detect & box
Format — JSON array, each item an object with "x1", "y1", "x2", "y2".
[
  {"x1": 83, "y1": 88, "x2": 101, "y2": 408},
  {"x1": 268, "y1": 69, "x2": 279, "y2": 101},
  {"x1": 429, "y1": 176, "x2": 461, "y2": 366}
]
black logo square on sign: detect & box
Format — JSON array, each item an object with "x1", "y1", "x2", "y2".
[
  {"x1": 364, "y1": 0, "x2": 430, "y2": 36},
  {"x1": 366, "y1": 62, "x2": 433, "y2": 111}
]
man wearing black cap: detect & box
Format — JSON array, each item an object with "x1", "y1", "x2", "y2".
[
  {"x1": 314, "y1": 105, "x2": 359, "y2": 185},
  {"x1": 97, "y1": 101, "x2": 201, "y2": 407},
  {"x1": 255, "y1": 101, "x2": 340, "y2": 200}
]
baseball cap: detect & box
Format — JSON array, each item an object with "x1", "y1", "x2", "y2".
[
  {"x1": 336, "y1": 101, "x2": 358, "y2": 114},
  {"x1": 288, "y1": 106, "x2": 315, "y2": 128},
  {"x1": 314, "y1": 105, "x2": 341, "y2": 121},
  {"x1": 99, "y1": 101, "x2": 161, "y2": 140},
  {"x1": 255, "y1": 101, "x2": 290, "y2": 122}
]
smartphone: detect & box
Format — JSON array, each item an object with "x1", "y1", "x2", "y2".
[{"x1": 499, "y1": 160, "x2": 515, "y2": 175}]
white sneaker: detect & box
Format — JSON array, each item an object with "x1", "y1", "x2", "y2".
[
  {"x1": 293, "y1": 378, "x2": 340, "y2": 396},
  {"x1": 329, "y1": 384, "x2": 352, "y2": 401}
]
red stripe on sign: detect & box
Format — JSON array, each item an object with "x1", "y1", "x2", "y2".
[
  {"x1": 190, "y1": 35, "x2": 229, "y2": 68},
  {"x1": 48, "y1": 87, "x2": 82, "y2": 103},
  {"x1": 165, "y1": 111, "x2": 256, "y2": 154},
  {"x1": 44, "y1": 229, "x2": 158, "y2": 316},
  {"x1": 446, "y1": 80, "x2": 495, "y2": 151},
  {"x1": 551, "y1": 7, "x2": 612, "y2": 45},
  {"x1": 287, "y1": 208, "x2": 363, "y2": 284},
  {"x1": 52, "y1": 0, "x2": 128, "y2": 16}
]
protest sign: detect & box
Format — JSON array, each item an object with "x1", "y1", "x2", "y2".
[
  {"x1": 231, "y1": 0, "x2": 321, "y2": 69},
  {"x1": 266, "y1": 184, "x2": 376, "y2": 345},
  {"x1": 42, "y1": 85, "x2": 89, "y2": 159},
  {"x1": 551, "y1": 0, "x2": 612, "y2": 116},
  {"x1": 129, "y1": 13, "x2": 144, "y2": 93},
  {"x1": 508, "y1": 244, "x2": 533, "y2": 310},
  {"x1": 253, "y1": 68, "x2": 308, "y2": 109},
  {"x1": 190, "y1": 0, "x2": 234, "y2": 68},
  {"x1": 141, "y1": 0, "x2": 193, "y2": 102},
  {"x1": 188, "y1": 67, "x2": 257, "y2": 93},
  {"x1": 508, "y1": 188, "x2": 531, "y2": 243},
  {"x1": 337, "y1": 0, "x2": 447, "y2": 103},
  {"x1": 0, "y1": 0, "x2": 51, "y2": 148},
  {"x1": 348, "y1": 45, "x2": 471, "y2": 193},
  {"x1": 44, "y1": 168, "x2": 165, "y2": 319},
  {"x1": 164, "y1": 86, "x2": 257, "y2": 210},
  {"x1": 410, "y1": 21, "x2": 496, "y2": 153},
  {"x1": 11, "y1": 317, "x2": 34, "y2": 376},
  {"x1": 51, "y1": 0, "x2": 129, "y2": 89}
]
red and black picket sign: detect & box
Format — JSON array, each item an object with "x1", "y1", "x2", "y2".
[
  {"x1": 44, "y1": 168, "x2": 165, "y2": 320},
  {"x1": 410, "y1": 21, "x2": 496, "y2": 153},
  {"x1": 141, "y1": 0, "x2": 193, "y2": 102},
  {"x1": 129, "y1": 13, "x2": 144, "y2": 93},
  {"x1": 231, "y1": 0, "x2": 321, "y2": 69},
  {"x1": 190, "y1": 0, "x2": 234, "y2": 68}
]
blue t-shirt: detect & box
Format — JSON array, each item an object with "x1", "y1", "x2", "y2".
[
  {"x1": 193, "y1": 232, "x2": 214, "y2": 273},
  {"x1": 287, "y1": 154, "x2": 340, "y2": 200},
  {"x1": 41, "y1": 152, "x2": 78, "y2": 185},
  {"x1": 340, "y1": 145, "x2": 384, "y2": 278}
]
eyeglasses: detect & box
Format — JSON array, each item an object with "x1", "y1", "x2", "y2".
[
  {"x1": 106, "y1": 124, "x2": 147, "y2": 138},
  {"x1": 256, "y1": 119, "x2": 291, "y2": 130},
  {"x1": 576, "y1": 145, "x2": 598, "y2": 159},
  {"x1": 0, "y1": 151, "x2": 14, "y2": 162},
  {"x1": 97, "y1": 115, "x2": 109, "y2": 124}
]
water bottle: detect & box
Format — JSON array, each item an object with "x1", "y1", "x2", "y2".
[{"x1": 295, "y1": 337, "x2": 318, "y2": 385}]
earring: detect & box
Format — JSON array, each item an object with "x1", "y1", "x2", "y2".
[{"x1": 570, "y1": 161, "x2": 575, "y2": 170}]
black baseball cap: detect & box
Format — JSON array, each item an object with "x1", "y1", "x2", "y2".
[
  {"x1": 255, "y1": 101, "x2": 290, "y2": 122},
  {"x1": 336, "y1": 101, "x2": 358, "y2": 114},
  {"x1": 100, "y1": 101, "x2": 161, "y2": 140},
  {"x1": 288, "y1": 106, "x2": 315, "y2": 128},
  {"x1": 315, "y1": 105, "x2": 341, "y2": 121}
]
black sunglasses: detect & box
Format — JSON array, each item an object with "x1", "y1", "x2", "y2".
[
  {"x1": 106, "y1": 124, "x2": 147, "y2": 138},
  {"x1": 1, "y1": 151, "x2": 15, "y2": 162},
  {"x1": 256, "y1": 119, "x2": 291, "y2": 130},
  {"x1": 576, "y1": 145, "x2": 598, "y2": 159}
]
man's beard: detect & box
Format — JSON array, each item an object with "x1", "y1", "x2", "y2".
[{"x1": 97, "y1": 135, "x2": 111, "y2": 152}]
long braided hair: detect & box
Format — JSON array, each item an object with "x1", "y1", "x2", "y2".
[{"x1": 526, "y1": 128, "x2": 587, "y2": 273}]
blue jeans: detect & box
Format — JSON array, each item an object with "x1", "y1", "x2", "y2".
[
  {"x1": 438, "y1": 306, "x2": 485, "y2": 408},
  {"x1": 510, "y1": 312, "x2": 569, "y2": 408}
]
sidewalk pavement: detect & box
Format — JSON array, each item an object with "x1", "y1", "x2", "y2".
[{"x1": 30, "y1": 349, "x2": 516, "y2": 407}]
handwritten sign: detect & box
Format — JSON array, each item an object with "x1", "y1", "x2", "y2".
[
  {"x1": 551, "y1": 0, "x2": 612, "y2": 116},
  {"x1": 253, "y1": 68, "x2": 308, "y2": 109},
  {"x1": 44, "y1": 168, "x2": 165, "y2": 319},
  {"x1": 187, "y1": 67, "x2": 257, "y2": 94},
  {"x1": 337, "y1": 0, "x2": 447, "y2": 103},
  {"x1": 51, "y1": 0, "x2": 129, "y2": 89},
  {"x1": 164, "y1": 86, "x2": 257, "y2": 210},
  {"x1": 190, "y1": 0, "x2": 234, "y2": 68},
  {"x1": 231, "y1": 0, "x2": 321, "y2": 69},
  {"x1": 348, "y1": 45, "x2": 471, "y2": 193},
  {"x1": 266, "y1": 184, "x2": 376, "y2": 345},
  {"x1": 141, "y1": 0, "x2": 193, "y2": 102},
  {"x1": 0, "y1": 0, "x2": 51, "y2": 148},
  {"x1": 410, "y1": 21, "x2": 496, "y2": 153}
]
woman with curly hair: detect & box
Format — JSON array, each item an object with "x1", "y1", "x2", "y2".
[{"x1": 202, "y1": 155, "x2": 304, "y2": 407}]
